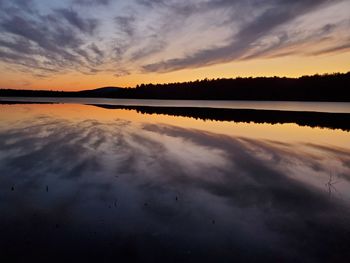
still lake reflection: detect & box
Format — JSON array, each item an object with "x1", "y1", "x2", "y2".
[{"x1": 0, "y1": 103, "x2": 350, "y2": 262}]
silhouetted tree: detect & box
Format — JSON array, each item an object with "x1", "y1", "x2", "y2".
[{"x1": 1, "y1": 72, "x2": 349, "y2": 101}]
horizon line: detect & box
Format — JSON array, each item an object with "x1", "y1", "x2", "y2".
[{"x1": 0, "y1": 71, "x2": 349, "y2": 93}]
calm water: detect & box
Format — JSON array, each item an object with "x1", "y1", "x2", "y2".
[
  {"x1": 1, "y1": 96, "x2": 350, "y2": 112},
  {"x1": 0, "y1": 102, "x2": 350, "y2": 262}
]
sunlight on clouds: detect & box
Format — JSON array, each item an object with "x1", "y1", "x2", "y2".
[{"x1": 0, "y1": 0, "x2": 349, "y2": 90}]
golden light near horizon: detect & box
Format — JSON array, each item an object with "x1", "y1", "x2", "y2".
[{"x1": 0, "y1": 0, "x2": 349, "y2": 91}]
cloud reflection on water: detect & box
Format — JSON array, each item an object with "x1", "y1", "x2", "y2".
[{"x1": 0, "y1": 114, "x2": 350, "y2": 262}]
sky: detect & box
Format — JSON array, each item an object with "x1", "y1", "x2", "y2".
[{"x1": 0, "y1": 0, "x2": 349, "y2": 91}]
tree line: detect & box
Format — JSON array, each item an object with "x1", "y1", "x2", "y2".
[{"x1": 1, "y1": 72, "x2": 349, "y2": 101}]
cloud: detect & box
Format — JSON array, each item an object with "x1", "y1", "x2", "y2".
[
  {"x1": 114, "y1": 15, "x2": 136, "y2": 37},
  {"x1": 311, "y1": 41, "x2": 350, "y2": 56},
  {"x1": 0, "y1": 2, "x2": 108, "y2": 75},
  {"x1": 72, "y1": 0, "x2": 111, "y2": 5},
  {"x1": 0, "y1": 0, "x2": 349, "y2": 77},
  {"x1": 142, "y1": 0, "x2": 346, "y2": 72},
  {"x1": 55, "y1": 8, "x2": 99, "y2": 35}
]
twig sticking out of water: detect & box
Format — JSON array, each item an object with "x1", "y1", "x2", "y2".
[{"x1": 325, "y1": 172, "x2": 341, "y2": 198}]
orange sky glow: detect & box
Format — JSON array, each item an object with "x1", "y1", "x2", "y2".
[{"x1": 0, "y1": 0, "x2": 349, "y2": 91}]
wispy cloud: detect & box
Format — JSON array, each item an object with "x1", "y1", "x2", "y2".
[
  {"x1": 0, "y1": 0, "x2": 349, "y2": 77},
  {"x1": 141, "y1": 0, "x2": 350, "y2": 72},
  {"x1": 73, "y1": 0, "x2": 111, "y2": 6}
]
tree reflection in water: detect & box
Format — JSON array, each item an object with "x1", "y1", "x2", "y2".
[{"x1": 0, "y1": 104, "x2": 349, "y2": 262}]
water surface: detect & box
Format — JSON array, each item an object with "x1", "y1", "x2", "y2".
[
  {"x1": 1, "y1": 96, "x2": 350, "y2": 112},
  {"x1": 0, "y1": 103, "x2": 350, "y2": 262}
]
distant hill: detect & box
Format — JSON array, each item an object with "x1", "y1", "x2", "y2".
[
  {"x1": 77, "y1": 87, "x2": 124, "y2": 97},
  {"x1": 1, "y1": 72, "x2": 349, "y2": 101},
  {"x1": 0, "y1": 86, "x2": 124, "y2": 98}
]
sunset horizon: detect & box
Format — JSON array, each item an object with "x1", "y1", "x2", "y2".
[
  {"x1": 0, "y1": 0, "x2": 349, "y2": 91},
  {"x1": 1, "y1": 70, "x2": 349, "y2": 92},
  {"x1": 1, "y1": 1, "x2": 350, "y2": 261}
]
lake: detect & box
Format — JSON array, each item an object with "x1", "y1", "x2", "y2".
[{"x1": 0, "y1": 100, "x2": 350, "y2": 262}]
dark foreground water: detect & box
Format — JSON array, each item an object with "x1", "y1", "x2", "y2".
[{"x1": 0, "y1": 102, "x2": 350, "y2": 262}]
